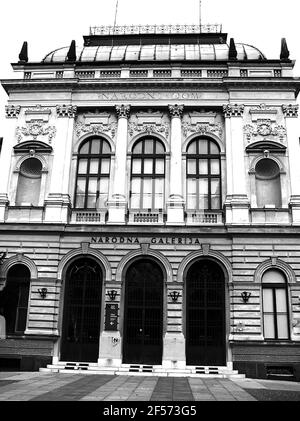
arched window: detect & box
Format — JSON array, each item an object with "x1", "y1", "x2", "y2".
[
  {"x1": 262, "y1": 269, "x2": 289, "y2": 340},
  {"x1": 75, "y1": 137, "x2": 111, "y2": 209},
  {"x1": 186, "y1": 137, "x2": 221, "y2": 210},
  {"x1": 255, "y1": 159, "x2": 281, "y2": 207},
  {"x1": 0, "y1": 265, "x2": 30, "y2": 335},
  {"x1": 16, "y1": 158, "x2": 42, "y2": 206},
  {"x1": 130, "y1": 137, "x2": 165, "y2": 210}
]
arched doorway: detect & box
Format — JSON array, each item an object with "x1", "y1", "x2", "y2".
[
  {"x1": 123, "y1": 258, "x2": 164, "y2": 365},
  {"x1": 186, "y1": 259, "x2": 226, "y2": 366},
  {"x1": 60, "y1": 258, "x2": 103, "y2": 362},
  {"x1": 0, "y1": 264, "x2": 30, "y2": 335}
]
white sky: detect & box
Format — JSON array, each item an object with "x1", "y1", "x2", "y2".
[{"x1": 0, "y1": 0, "x2": 300, "y2": 117}]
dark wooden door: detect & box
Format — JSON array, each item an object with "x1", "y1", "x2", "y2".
[
  {"x1": 186, "y1": 260, "x2": 226, "y2": 366},
  {"x1": 61, "y1": 258, "x2": 102, "y2": 362},
  {"x1": 123, "y1": 259, "x2": 163, "y2": 365}
]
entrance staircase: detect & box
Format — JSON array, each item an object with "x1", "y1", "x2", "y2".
[{"x1": 40, "y1": 362, "x2": 245, "y2": 378}]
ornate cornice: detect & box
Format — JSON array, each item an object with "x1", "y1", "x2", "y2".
[
  {"x1": 5, "y1": 105, "x2": 21, "y2": 118},
  {"x1": 282, "y1": 104, "x2": 299, "y2": 118},
  {"x1": 75, "y1": 121, "x2": 117, "y2": 138},
  {"x1": 244, "y1": 119, "x2": 286, "y2": 143},
  {"x1": 16, "y1": 122, "x2": 56, "y2": 144},
  {"x1": 168, "y1": 104, "x2": 184, "y2": 118},
  {"x1": 115, "y1": 104, "x2": 130, "y2": 119},
  {"x1": 223, "y1": 104, "x2": 244, "y2": 118},
  {"x1": 56, "y1": 104, "x2": 77, "y2": 118}
]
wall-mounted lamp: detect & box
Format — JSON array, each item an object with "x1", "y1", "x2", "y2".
[
  {"x1": 0, "y1": 252, "x2": 7, "y2": 265},
  {"x1": 169, "y1": 291, "x2": 180, "y2": 302},
  {"x1": 107, "y1": 290, "x2": 117, "y2": 301},
  {"x1": 241, "y1": 291, "x2": 251, "y2": 303},
  {"x1": 38, "y1": 288, "x2": 48, "y2": 299}
]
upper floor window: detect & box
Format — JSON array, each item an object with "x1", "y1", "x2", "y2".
[
  {"x1": 75, "y1": 137, "x2": 111, "y2": 209},
  {"x1": 16, "y1": 158, "x2": 42, "y2": 206},
  {"x1": 130, "y1": 137, "x2": 165, "y2": 210},
  {"x1": 255, "y1": 159, "x2": 281, "y2": 207},
  {"x1": 262, "y1": 269, "x2": 289, "y2": 340},
  {"x1": 0, "y1": 264, "x2": 30, "y2": 335},
  {"x1": 186, "y1": 137, "x2": 221, "y2": 210}
]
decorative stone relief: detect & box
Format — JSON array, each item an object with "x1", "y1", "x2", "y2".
[
  {"x1": 115, "y1": 104, "x2": 130, "y2": 119},
  {"x1": 129, "y1": 110, "x2": 170, "y2": 138},
  {"x1": 5, "y1": 105, "x2": 21, "y2": 118},
  {"x1": 223, "y1": 104, "x2": 244, "y2": 118},
  {"x1": 168, "y1": 104, "x2": 184, "y2": 117},
  {"x1": 282, "y1": 104, "x2": 299, "y2": 118},
  {"x1": 243, "y1": 119, "x2": 286, "y2": 143},
  {"x1": 182, "y1": 121, "x2": 223, "y2": 138},
  {"x1": 249, "y1": 103, "x2": 278, "y2": 122},
  {"x1": 56, "y1": 105, "x2": 77, "y2": 118},
  {"x1": 25, "y1": 105, "x2": 52, "y2": 123},
  {"x1": 16, "y1": 122, "x2": 56, "y2": 143},
  {"x1": 75, "y1": 121, "x2": 117, "y2": 138}
]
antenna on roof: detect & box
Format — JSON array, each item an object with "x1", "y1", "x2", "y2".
[
  {"x1": 113, "y1": 0, "x2": 119, "y2": 34},
  {"x1": 199, "y1": 0, "x2": 202, "y2": 32}
]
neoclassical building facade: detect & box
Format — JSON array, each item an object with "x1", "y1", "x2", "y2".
[{"x1": 0, "y1": 25, "x2": 300, "y2": 379}]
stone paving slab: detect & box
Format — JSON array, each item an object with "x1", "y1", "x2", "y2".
[{"x1": 0, "y1": 372, "x2": 298, "y2": 401}]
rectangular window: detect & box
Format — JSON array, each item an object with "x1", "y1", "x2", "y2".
[{"x1": 263, "y1": 287, "x2": 289, "y2": 340}]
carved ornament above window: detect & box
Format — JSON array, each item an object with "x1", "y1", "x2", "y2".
[
  {"x1": 15, "y1": 122, "x2": 56, "y2": 144},
  {"x1": 75, "y1": 122, "x2": 117, "y2": 138},
  {"x1": 182, "y1": 122, "x2": 223, "y2": 138},
  {"x1": 244, "y1": 119, "x2": 286, "y2": 143}
]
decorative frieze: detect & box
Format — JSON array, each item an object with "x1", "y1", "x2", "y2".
[
  {"x1": 182, "y1": 121, "x2": 223, "y2": 138},
  {"x1": 249, "y1": 104, "x2": 277, "y2": 122},
  {"x1": 168, "y1": 104, "x2": 184, "y2": 118},
  {"x1": 282, "y1": 104, "x2": 299, "y2": 118},
  {"x1": 115, "y1": 105, "x2": 130, "y2": 119},
  {"x1": 5, "y1": 105, "x2": 21, "y2": 118},
  {"x1": 75, "y1": 121, "x2": 117, "y2": 138},
  {"x1": 56, "y1": 105, "x2": 77, "y2": 118},
  {"x1": 244, "y1": 119, "x2": 286, "y2": 142},
  {"x1": 223, "y1": 104, "x2": 244, "y2": 118},
  {"x1": 16, "y1": 122, "x2": 56, "y2": 143}
]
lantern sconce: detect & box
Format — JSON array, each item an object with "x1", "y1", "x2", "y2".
[
  {"x1": 0, "y1": 252, "x2": 7, "y2": 265},
  {"x1": 38, "y1": 288, "x2": 48, "y2": 299},
  {"x1": 241, "y1": 291, "x2": 251, "y2": 303},
  {"x1": 107, "y1": 290, "x2": 117, "y2": 301},
  {"x1": 169, "y1": 291, "x2": 180, "y2": 302}
]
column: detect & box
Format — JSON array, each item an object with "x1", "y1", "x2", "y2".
[
  {"x1": 223, "y1": 103, "x2": 250, "y2": 224},
  {"x1": 283, "y1": 104, "x2": 300, "y2": 223},
  {"x1": 107, "y1": 104, "x2": 130, "y2": 224},
  {"x1": 44, "y1": 105, "x2": 77, "y2": 223},
  {"x1": 0, "y1": 106, "x2": 21, "y2": 221},
  {"x1": 167, "y1": 104, "x2": 185, "y2": 224}
]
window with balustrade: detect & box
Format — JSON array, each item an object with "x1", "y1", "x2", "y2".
[
  {"x1": 74, "y1": 137, "x2": 111, "y2": 209},
  {"x1": 186, "y1": 137, "x2": 221, "y2": 210},
  {"x1": 262, "y1": 269, "x2": 290, "y2": 340},
  {"x1": 130, "y1": 138, "x2": 165, "y2": 210}
]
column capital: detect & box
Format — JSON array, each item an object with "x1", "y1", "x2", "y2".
[
  {"x1": 56, "y1": 104, "x2": 77, "y2": 118},
  {"x1": 223, "y1": 103, "x2": 244, "y2": 118},
  {"x1": 5, "y1": 105, "x2": 21, "y2": 118},
  {"x1": 115, "y1": 104, "x2": 130, "y2": 119},
  {"x1": 168, "y1": 104, "x2": 184, "y2": 118},
  {"x1": 282, "y1": 104, "x2": 299, "y2": 118}
]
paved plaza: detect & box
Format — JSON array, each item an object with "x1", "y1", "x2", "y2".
[{"x1": 0, "y1": 372, "x2": 299, "y2": 401}]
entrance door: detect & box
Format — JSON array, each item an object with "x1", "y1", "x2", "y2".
[
  {"x1": 123, "y1": 259, "x2": 163, "y2": 365},
  {"x1": 61, "y1": 258, "x2": 102, "y2": 362},
  {"x1": 186, "y1": 260, "x2": 226, "y2": 366}
]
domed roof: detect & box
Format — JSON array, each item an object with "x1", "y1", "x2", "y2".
[{"x1": 43, "y1": 42, "x2": 266, "y2": 63}]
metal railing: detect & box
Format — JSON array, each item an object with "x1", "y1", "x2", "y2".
[{"x1": 89, "y1": 24, "x2": 222, "y2": 36}]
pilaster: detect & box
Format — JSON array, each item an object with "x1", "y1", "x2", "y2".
[
  {"x1": 44, "y1": 105, "x2": 77, "y2": 223},
  {"x1": 223, "y1": 104, "x2": 250, "y2": 224},
  {"x1": 0, "y1": 106, "x2": 21, "y2": 221},
  {"x1": 283, "y1": 104, "x2": 300, "y2": 223},
  {"x1": 166, "y1": 104, "x2": 185, "y2": 225},
  {"x1": 107, "y1": 105, "x2": 130, "y2": 224}
]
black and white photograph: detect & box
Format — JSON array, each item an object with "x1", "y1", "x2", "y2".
[{"x1": 0, "y1": 0, "x2": 300, "y2": 408}]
